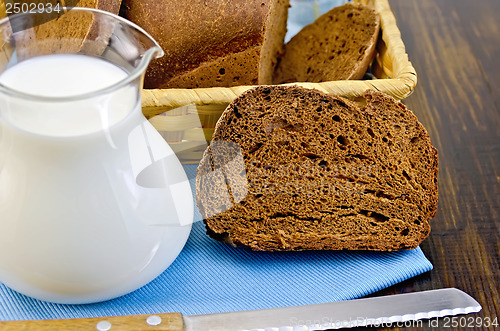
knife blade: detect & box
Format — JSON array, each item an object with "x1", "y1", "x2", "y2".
[{"x1": 0, "y1": 288, "x2": 481, "y2": 330}]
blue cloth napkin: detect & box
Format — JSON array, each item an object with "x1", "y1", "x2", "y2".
[{"x1": 0, "y1": 165, "x2": 432, "y2": 321}]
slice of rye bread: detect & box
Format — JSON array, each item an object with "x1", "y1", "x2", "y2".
[
  {"x1": 122, "y1": 0, "x2": 290, "y2": 89},
  {"x1": 196, "y1": 85, "x2": 438, "y2": 251},
  {"x1": 273, "y1": 2, "x2": 380, "y2": 84},
  {"x1": 10, "y1": 0, "x2": 122, "y2": 59}
]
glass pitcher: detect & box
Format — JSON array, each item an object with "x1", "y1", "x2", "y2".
[{"x1": 0, "y1": 7, "x2": 193, "y2": 304}]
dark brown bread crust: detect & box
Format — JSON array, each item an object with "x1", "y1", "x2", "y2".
[
  {"x1": 122, "y1": 0, "x2": 289, "y2": 89},
  {"x1": 196, "y1": 85, "x2": 438, "y2": 251},
  {"x1": 273, "y1": 2, "x2": 380, "y2": 84}
]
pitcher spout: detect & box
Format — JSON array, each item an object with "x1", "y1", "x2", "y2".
[
  {"x1": 0, "y1": 7, "x2": 164, "y2": 93},
  {"x1": 99, "y1": 7, "x2": 164, "y2": 78}
]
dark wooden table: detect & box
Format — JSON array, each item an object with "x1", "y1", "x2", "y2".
[{"x1": 364, "y1": 0, "x2": 500, "y2": 330}]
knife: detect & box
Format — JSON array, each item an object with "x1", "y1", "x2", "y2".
[{"x1": 0, "y1": 288, "x2": 481, "y2": 330}]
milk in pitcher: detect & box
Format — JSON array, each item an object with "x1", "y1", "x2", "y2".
[{"x1": 0, "y1": 54, "x2": 193, "y2": 303}]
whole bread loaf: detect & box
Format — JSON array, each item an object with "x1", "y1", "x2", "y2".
[
  {"x1": 273, "y1": 2, "x2": 380, "y2": 84},
  {"x1": 196, "y1": 86, "x2": 438, "y2": 251},
  {"x1": 122, "y1": 0, "x2": 290, "y2": 89}
]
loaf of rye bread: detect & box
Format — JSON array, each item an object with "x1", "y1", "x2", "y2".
[
  {"x1": 273, "y1": 2, "x2": 380, "y2": 84},
  {"x1": 196, "y1": 86, "x2": 438, "y2": 251},
  {"x1": 121, "y1": 0, "x2": 290, "y2": 89}
]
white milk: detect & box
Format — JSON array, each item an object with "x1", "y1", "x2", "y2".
[{"x1": 0, "y1": 55, "x2": 193, "y2": 303}]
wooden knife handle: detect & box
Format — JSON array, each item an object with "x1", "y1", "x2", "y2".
[{"x1": 0, "y1": 312, "x2": 184, "y2": 330}]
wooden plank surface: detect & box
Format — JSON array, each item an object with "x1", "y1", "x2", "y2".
[{"x1": 366, "y1": 0, "x2": 500, "y2": 330}]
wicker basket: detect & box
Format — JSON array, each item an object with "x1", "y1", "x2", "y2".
[{"x1": 144, "y1": 0, "x2": 416, "y2": 164}]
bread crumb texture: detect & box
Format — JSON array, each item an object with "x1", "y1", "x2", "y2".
[
  {"x1": 273, "y1": 2, "x2": 380, "y2": 84},
  {"x1": 196, "y1": 86, "x2": 438, "y2": 251}
]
